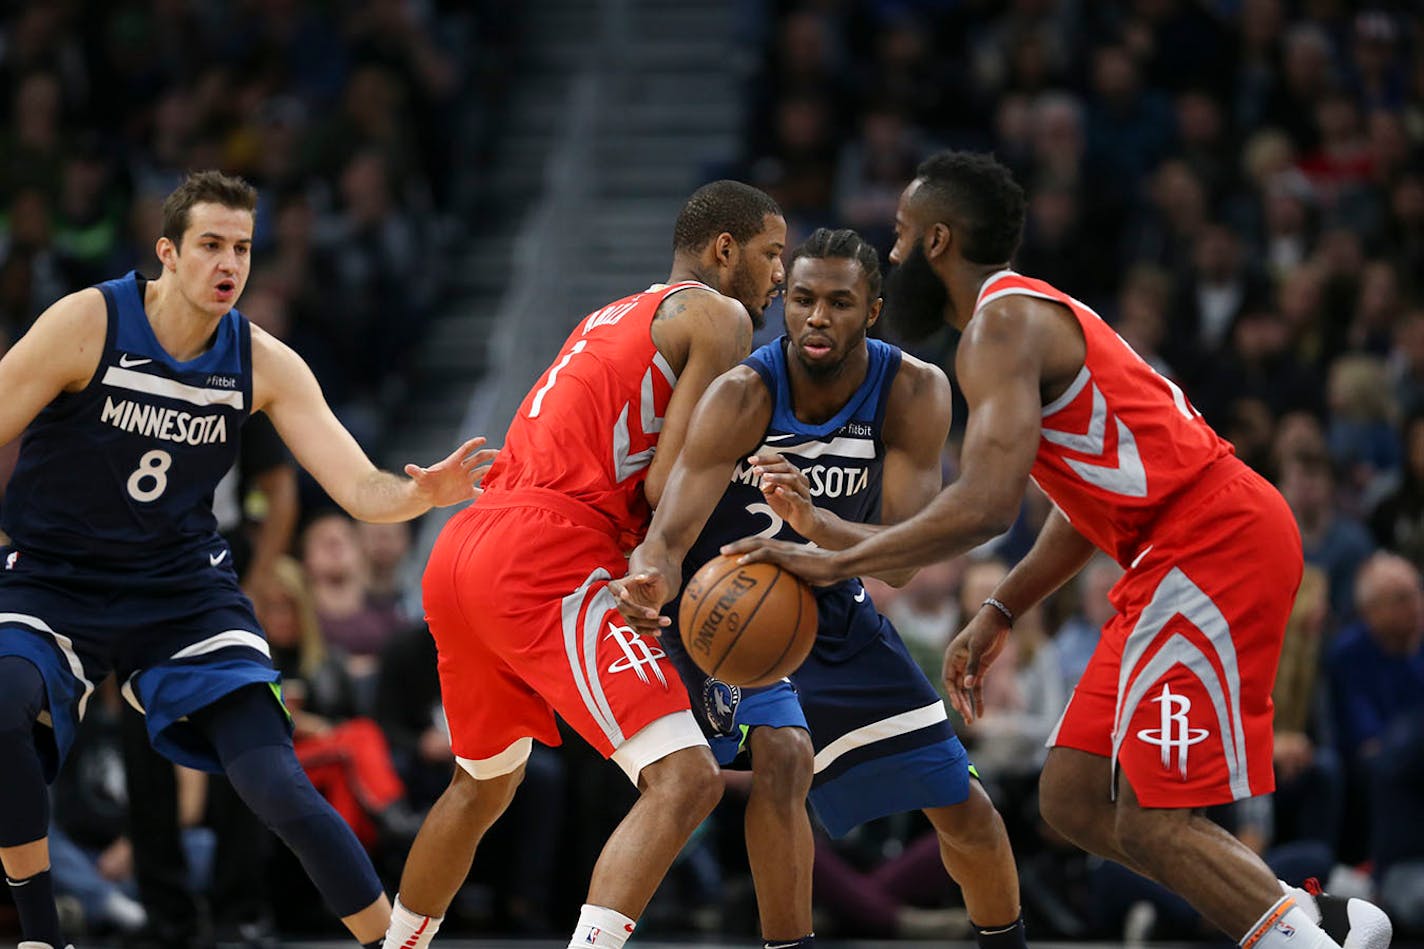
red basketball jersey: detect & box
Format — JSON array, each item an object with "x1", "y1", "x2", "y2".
[
  {"x1": 481, "y1": 281, "x2": 708, "y2": 545},
  {"x1": 973, "y1": 271, "x2": 1235, "y2": 565}
]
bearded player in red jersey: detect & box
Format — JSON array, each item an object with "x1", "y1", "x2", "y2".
[
  {"x1": 381, "y1": 181, "x2": 786, "y2": 949},
  {"x1": 721, "y1": 153, "x2": 1392, "y2": 949}
]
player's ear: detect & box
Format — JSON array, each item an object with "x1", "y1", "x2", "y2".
[
  {"x1": 866, "y1": 297, "x2": 883, "y2": 329},
  {"x1": 714, "y1": 232, "x2": 736, "y2": 268},
  {"x1": 926, "y1": 222, "x2": 952, "y2": 261},
  {"x1": 156, "y1": 235, "x2": 178, "y2": 271}
]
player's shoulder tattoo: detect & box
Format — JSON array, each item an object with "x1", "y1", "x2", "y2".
[{"x1": 654, "y1": 292, "x2": 694, "y2": 323}]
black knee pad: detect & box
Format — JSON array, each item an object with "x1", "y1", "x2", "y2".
[
  {"x1": 0, "y1": 657, "x2": 45, "y2": 732},
  {"x1": 0, "y1": 657, "x2": 51, "y2": 846}
]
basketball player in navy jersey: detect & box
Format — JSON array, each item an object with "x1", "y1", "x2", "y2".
[
  {"x1": 612, "y1": 229, "x2": 1027, "y2": 949},
  {"x1": 0, "y1": 171, "x2": 494, "y2": 949}
]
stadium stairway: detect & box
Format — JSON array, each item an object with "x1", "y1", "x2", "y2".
[{"x1": 382, "y1": 0, "x2": 749, "y2": 579}]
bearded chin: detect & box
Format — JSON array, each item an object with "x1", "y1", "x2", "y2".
[{"x1": 884, "y1": 249, "x2": 950, "y2": 343}]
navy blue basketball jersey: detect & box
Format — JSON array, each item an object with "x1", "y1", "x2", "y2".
[
  {"x1": 1, "y1": 272, "x2": 252, "y2": 573},
  {"x1": 668, "y1": 336, "x2": 902, "y2": 659}
]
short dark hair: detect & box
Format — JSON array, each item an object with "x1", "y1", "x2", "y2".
[
  {"x1": 912, "y1": 151, "x2": 1026, "y2": 264},
  {"x1": 788, "y1": 228, "x2": 883, "y2": 298},
  {"x1": 673, "y1": 180, "x2": 782, "y2": 253},
  {"x1": 161, "y1": 170, "x2": 258, "y2": 246}
]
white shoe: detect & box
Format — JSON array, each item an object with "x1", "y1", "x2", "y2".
[
  {"x1": 18, "y1": 943, "x2": 76, "y2": 949},
  {"x1": 1123, "y1": 900, "x2": 1157, "y2": 946},
  {"x1": 1290, "y1": 878, "x2": 1393, "y2": 949}
]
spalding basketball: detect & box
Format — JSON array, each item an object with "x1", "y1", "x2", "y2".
[{"x1": 678, "y1": 554, "x2": 817, "y2": 688}]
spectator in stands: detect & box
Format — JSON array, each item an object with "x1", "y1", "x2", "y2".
[
  {"x1": 1351, "y1": 262, "x2": 1406, "y2": 357},
  {"x1": 1328, "y1": 553, "x2": 1424, "y2": 768},
  {"x1": 374, "y1": 625, "x2": 449, "y2": 810},
  {"x1": 1264, "y1": 23, "x2": 1336, "y2": 149},
  {"x1": 1270, "y1": 567, "x2": 1345, "y2": 862},
  {"x1": 357, "y1": 521, "x2": 415, "y2": 621},
  {"x1": 1278, "y1": 451, "x2": 1376, "y2": 622},
  {"x1": 300, "y1": 511, "x2": 403, "y2": 684},
  {"x1": 1326, "y1": 354, "x2": 1401, "y2": 507},
  {"x1": 1389, "y1": 312, "x2": 1424, "y2": 419},
  {"x1": 1370, "y1": 411, "x2": 1424, "y2": 565},
  {"x1": 1194, "y1": 303, "x2": 1322, "y2": 429},
  {"x1": 1084, "y1": 44, "x2": 1175, "y2": 202},
  {"x1": 1112, "y1": 265, "x2": 1175, "y2": 379},
  {"x1": 1052, "y1": 554, "x2": 1120, "y2": 691},
  {"x1": 1328, "y1": 552, "x2": 1424, "y2": 869}
]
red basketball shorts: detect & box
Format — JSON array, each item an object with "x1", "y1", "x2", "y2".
[
  {"x1": 1050, "y1": 464, "x2": 1303, "y2": 807},
  {"x1": 422, "y1": 491, "x2": 690, "y2": 763}
]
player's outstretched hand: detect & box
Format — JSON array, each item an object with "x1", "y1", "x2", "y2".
[
  {"x1": 720, "y1": 537, "x2": 847, "y2": 587},
  {"x1": 609, "y1": 569, "x2": 673, "y2": 636},
  {"x1": 749, "y1": 453, "x2": 817, "y2": 536},
  {"x1": 942, "y1": 608, "x2": 1011, "y2": 724},
  {"x1": 405, "y1": 436, "x2": 499, "y2": 508}
]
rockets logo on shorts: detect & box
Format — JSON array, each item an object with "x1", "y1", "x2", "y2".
[
  {"x1": 1136, "y1": 683, "x2": 1209, "y2": 777},
  {"x1": 604, "y1": 622, "x2": 667, "y2": 687}
]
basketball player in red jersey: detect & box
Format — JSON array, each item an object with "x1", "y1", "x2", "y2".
[
  {"x1": 381, "y1": 181, "x2": 786, "y2": 949},
  {"x1": 727, "y1": 152, "x2": 1392, "y2": 949}
]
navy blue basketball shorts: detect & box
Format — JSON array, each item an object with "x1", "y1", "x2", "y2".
[
  {"x1": 671, "y1": 582, "x2": 972, "y2": 837},
  {"x1": 0, "y1": 550, "x2": 283, "y2": 778}
]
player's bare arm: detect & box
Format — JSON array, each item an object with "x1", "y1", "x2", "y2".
[
  {"x1": 729, "y1": 355, "x2": 952, "y2": 587},
  {"x1": 250, "y1": 326, "x2": 497, "y2": 522},
  {"x1": 642, "y1": 289, "x2": 755, "y2": 509},
  {"x1": 736, "y1": 301, "x2": 1048, "y2": 584},
  {"x1": 0, "y1": 288, "x2": 107, "y2": 449},
  {"x1": 612, "y1": 366, "x2": 770, "y2": 635},
  {"x1": 944, "y1": 505, "x2": 1096, "y2": 722},
  {"x1": 987, "y1": 505, "x2": 1096, "y2": 624}
]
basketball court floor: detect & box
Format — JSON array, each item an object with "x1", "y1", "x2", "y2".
[{"x1": 286, "y1": 934, "x2": 1213, "y2": 940}]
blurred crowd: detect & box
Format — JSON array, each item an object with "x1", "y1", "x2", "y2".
[
  {"x1": 5, "y1": 0, "x2": 1424, "y2": 945},
  {"x1": 733, "y1": 0, "x2": 1424, "y2": 941},
  {"x1": 0, "y1": 0, "x2": 511, "y2": 455}
]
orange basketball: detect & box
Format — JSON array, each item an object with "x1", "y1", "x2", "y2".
[{"x1": 678, "y1": 554, "x2": 817, "y2": 688}]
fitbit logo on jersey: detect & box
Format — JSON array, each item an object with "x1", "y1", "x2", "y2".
[
  {"x1": 100, "y1": 397, "x2": 229, "y2": 445},
  {"x1": 206, "y1": 374, "x2": 238, "y2": 389}
]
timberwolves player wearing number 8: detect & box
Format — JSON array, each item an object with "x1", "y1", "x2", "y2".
[
  {"x1": 0, "y1": 171, "x2": 494, "y2": 949},
  {"x1": 615, "y1": 230, "x2": 1027, "y2": 949}
]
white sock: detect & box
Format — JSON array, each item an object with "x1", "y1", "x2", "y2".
[
  {"x1": 567, "y1": 903, "x2": 637, "y2": 949},
  {"x1": 1241, "y1": 894, "x2": 1341, "y2": 949},
  {"x1": 1281, "y1": 880, "x2": 1322, "y2": 921},
  {"x1": 382, "y1": 895, "x2": 444, "y2": 949}
]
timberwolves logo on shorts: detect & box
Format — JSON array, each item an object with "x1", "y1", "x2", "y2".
[{"x1": 701, "y1": 678, "x2": 741, "y2": 735}]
